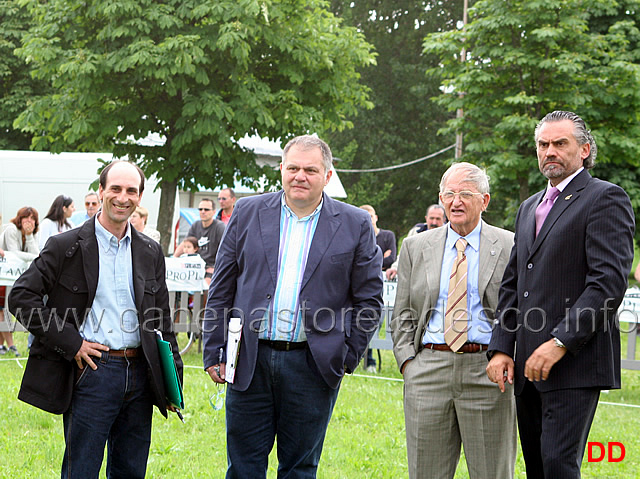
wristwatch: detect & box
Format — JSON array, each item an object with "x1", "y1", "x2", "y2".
[{"x1": 553, "y1": 337, "x2": 566, "y2": 348}]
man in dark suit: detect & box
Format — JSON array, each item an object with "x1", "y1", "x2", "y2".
[
  {"x1": 203, "y1": 135, "x2": 383, "y2": 478},
  {"x1": 9, "y1": 161, "x2": 183, "y2": 479},
  {"x1": 487, "y1": 111, "x2": 634, "y2": 478}
]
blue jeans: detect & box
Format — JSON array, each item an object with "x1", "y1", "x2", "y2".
[
  {"x1": 61, "y1": 352, "x2": 153, "y2": 479},
  {"x1": 225, "y1": 344, "x2": 340, "y2": 478}
]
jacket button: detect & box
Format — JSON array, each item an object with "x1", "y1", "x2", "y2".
[
  {"x1": 72, "y1": 286, "x2": 78, "y2": 292},
  {"x1": 527, "y1": 263, "x2": 533, "y2": 269},
  {"x1": 524, "y1": 291, "x2": 529, "y2": 298}
]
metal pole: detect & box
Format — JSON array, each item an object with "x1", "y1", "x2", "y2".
[{"x1": 455, "y1": 0, "x2": 468, "y2": 159}]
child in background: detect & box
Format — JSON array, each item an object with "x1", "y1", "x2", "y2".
[
  {"x1": 179, "y1": 236, "x2": 201, "y2": 310},
  {"x1": 181, "y1": 236, "x2": 199, "y2": 256}
]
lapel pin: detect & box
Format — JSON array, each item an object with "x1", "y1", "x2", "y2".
[
  {"x1": 490, "y1": 250, "x2": 496, "y2": 256},
  {"x1": 564, "y1": 194, "x2": 572, "y2": 200}
]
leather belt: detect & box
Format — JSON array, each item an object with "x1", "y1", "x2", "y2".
[
  {"x1": 424, "y1": 342, "x2": 488, "y2": 354},
  {"x1": 259, "y1": 340, "x2": 307, "y2": 351},
  {"x1": 108, "y1": 347, "x2": 142, "y2": 358}
]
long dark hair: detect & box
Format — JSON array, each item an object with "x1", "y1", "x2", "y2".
[
  {"x1": 10, "y1": 206, "x2": 40, "y2": 249},
  {"x1": 45, "y1": 195, "x2": 74, "y2": 229}
]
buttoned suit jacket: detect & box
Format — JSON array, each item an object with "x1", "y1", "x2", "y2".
[
  {"x1": 8, "y1": 219, "x2": 183, "y2": 415},
  {"x1": 202, "y1": 191, "x2": 384, "y2": 391},
  {"x1": 488, "y1": 169, "x2": 634, "y2": 394},
  {"x1": 391, "y1": 221, "x2": 514, "y2": 369}
]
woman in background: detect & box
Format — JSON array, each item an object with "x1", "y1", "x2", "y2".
[
  {"x1": 0, "y1": 206, "x2": 41, "y2": 357},
  {"x1": 39, "y1": 195, "x2": 75, "y2": 249}
]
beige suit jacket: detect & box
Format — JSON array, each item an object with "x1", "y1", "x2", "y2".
[{"x1": 391, "y1": 220, "x2": 514, "y2": 370}]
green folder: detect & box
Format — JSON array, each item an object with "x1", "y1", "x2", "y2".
[{"x1": 156, "y1": 332, "x2": 184, "y2": 410}]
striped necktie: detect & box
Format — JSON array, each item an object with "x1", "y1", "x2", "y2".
[{"x1": 444, "y1": 238, "x2": 468, "y2": 351}]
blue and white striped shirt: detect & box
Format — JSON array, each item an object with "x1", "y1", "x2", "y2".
[{"x1": 258, "y1": 194, "x2": 322, "y2": 342}]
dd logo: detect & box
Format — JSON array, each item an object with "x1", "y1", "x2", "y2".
[{"x1": 587, "y1": 442, "x2": 625, "y2": 462}]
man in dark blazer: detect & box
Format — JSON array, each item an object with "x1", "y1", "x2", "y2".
[
  {"x1": 203, "y1": 135, "x2": 383, "y2": 478},
  {"x1": 9, "y1": 161, "x2": 183, "y2": 479},
  {"x1": 487, "y1": 111, "x2": 635, "y2": 478}
]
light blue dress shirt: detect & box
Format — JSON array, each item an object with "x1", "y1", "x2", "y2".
[
  {"x1": 79, "y1": 215, "x2": 140, "y2": 349},
  {"x1": 422, "y1": 221, "x2": 492, "y2": 345},
  {"x1": 258, "y1": 194, "x2": 322, "y2": 342}
]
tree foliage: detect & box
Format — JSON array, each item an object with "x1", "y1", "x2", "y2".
[
  {"x1": 424, "y1": 0, "x2": 640, "y2": 234},
  {"x1": 0, "y1": 0, "x2": 51, "y2": 149},
  {"x1": 326, "y1": 1, "x2": 467, "y2": 238},
  {"x1": 14, "y1": 0, "x2": 375, "y2": 252}
]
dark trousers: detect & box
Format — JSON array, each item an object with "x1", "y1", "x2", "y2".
[
  {"x1": 516, "y1": 380, "x2": 600, "y2": 479},
  {"x1": 225, "y1": 344, "x2": 340, "y2": 478},
  {"x1": 62, "y1": 352, "x2": 153, "y2": 479}
]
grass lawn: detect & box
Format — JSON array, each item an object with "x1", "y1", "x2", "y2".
[{"x1": 1, "y1": 333, "x2": 639, "y2": 478}]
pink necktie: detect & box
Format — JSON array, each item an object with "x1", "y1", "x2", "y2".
[{"x1": 535, "y1": 187, "x2": 560, "y2": 236}]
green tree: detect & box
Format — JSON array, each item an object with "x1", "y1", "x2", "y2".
[
  {"x1": 15, "y1": 0, "x2": 375, "y2": 252},
  {"x1": 0, "y1": 0, "x2": 50, "y2": 150},
  {"x1": 326, "y1": 1, "x2": 467, "y2": 238},
  {"x1": 424, "y1": 0, "x2": 640, "y2": 232}
]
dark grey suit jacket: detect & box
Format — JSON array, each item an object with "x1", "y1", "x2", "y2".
[
  {"x1": 9, "y1": 219, "x2": 183, "y2": 415},
  {"x1": 489, "y1": 169, "x2": 634, "y2": 394}
]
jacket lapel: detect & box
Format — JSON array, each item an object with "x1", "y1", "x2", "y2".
[
  {"x1": 258, "y1": 193, "x2": 283, "y2": 286},
  {"x1": 422, "y1": 227, "x2": 447, "y2": 310},
  {"x1": 301, "y1": 193, "x2": 340, "y2": 290},
  {"x1": 522, "y1": 191, "x2": 543, "y2": 259},
  {"x1": 528, "y1": 169, "x2": 590, "y2": 259},
  {"x1": 478, "y1": 221, "x2": 501, "y2": 300},
  {"x1": 131, "y1": 228, "x2": 154, "y2": 313},
  {"x1": 77, "y1": 220, "x2": 99, "y2": 309}
]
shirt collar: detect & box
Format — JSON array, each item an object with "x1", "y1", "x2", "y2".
[
  {"x1": 446, "y1": 220, "x2": 482, "y2": 253},
  {"x1": 280, "y1": 192, "x2": 323, "y2": 220},
  {"x1": 546, "y1": 166, "x2": 584, "y2": 193},
  {"x1": 94, "y1": 213, "x2": 132, "y2": 252}
]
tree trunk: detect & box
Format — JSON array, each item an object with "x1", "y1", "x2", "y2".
[
  {"x1": 518, "y1": 174, "x2": 529, "y2": 203},
  {"x1": 157, "y1": 178, "x2": 177, "y2": 255}
]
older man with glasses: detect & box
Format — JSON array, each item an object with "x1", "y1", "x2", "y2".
[
  {"x1": 391, "y1": 162, "x2": 517, "y2": 479},
  {"x1": 173, "y1": 198, "x2": 225, "y2": 284}
]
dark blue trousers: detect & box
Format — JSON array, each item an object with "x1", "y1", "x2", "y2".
[
  {"x1": 61, "y1": 352, "x2": 153, "y2": 479},
  {"x1": 225, "y1": 344, "x2": 340, "y2": 478}
]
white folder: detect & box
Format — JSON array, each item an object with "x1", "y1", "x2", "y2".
[{"x1": 225, "y1": 317, "x2": 242, "y2": 384}]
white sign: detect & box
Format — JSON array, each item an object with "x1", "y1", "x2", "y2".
[
  {"x1": 165, "y1": 255, "x2": 207, "y2": 292},
  {"x1": 618, "y1": 288, "x2": 640, "y2": 324},
  {"x1": 0, "y1": 252, "x2": 31, "y2": 286}
]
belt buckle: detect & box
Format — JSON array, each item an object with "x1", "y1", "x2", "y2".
[{"x1": 455, "y1": 349, "x2": 464, "y2": 354}]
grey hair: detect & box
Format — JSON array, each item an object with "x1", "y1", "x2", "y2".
[
  {"x1": 282, "y1": 135, "x2": 333, "y2": 173},
  {"x1": 425, "y1": 204, "x2": 446, "y2": 216},
  {"x1": 439, "y1": 162, "x2": 490, "y2": 194},
  {"x1": 534, "y1": 110, "x2": 597, "y2": 169}
]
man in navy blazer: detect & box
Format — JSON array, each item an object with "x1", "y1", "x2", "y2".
[
  {"x1": 487, "y1": 111, "x2": 635, "y2": 478},
  {"x1": 203, "y1": 135, "x2": 383, "y2": 478}
]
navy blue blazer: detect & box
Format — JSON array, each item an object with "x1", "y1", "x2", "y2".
[
  {"x1": 489, "y1": 169, "x2": 635, "y2": 394},
  {"x1": 202, "y1": 191, "x2": 384, "y2": 390}
]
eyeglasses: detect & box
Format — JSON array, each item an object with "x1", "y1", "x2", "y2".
[
  {"x1": 209, "y1": 383, "x2": 226, "y2": 411},
  {"x1": 85, "y1": 201, "x2": 99, "y2": 207},
  {"x1": 440, "y1": 191, "x2": 484, "y2": 203},
  {"x1": 198, "y1": 208, "x2": 212, "y2": 211}
]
